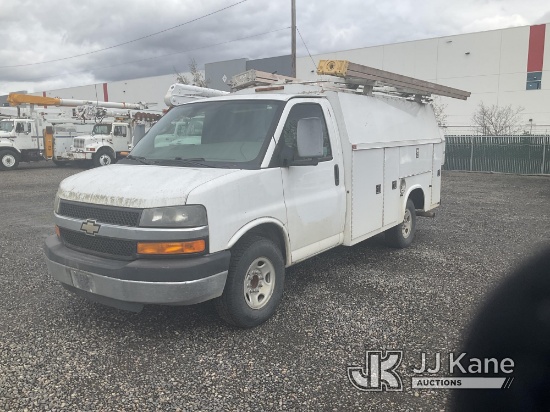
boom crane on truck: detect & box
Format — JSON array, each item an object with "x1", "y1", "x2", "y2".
[
  {"x1": 0, "y1": 93, "x2": 98, "y2": 170},
  {"x1": 0, "y1": 93, "x2": 154, "y2": 170},
  {"x1": 65, "y1": 102, "x2": 161, "y2": 167}
]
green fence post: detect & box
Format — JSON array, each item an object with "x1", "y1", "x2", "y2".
[
  {"x1": 470, "y1": 135, "x2": 474, "y2": 171},
  {"x1": 543, "y1": 136, "x2": 547, "y2": 175}
]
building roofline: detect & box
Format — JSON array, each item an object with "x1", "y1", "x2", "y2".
[{"x1": 298, "y1": 22, "x2": 549, "y2": 59}]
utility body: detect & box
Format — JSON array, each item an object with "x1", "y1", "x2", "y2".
[{"x1": 44, "y1": 61, "x2": 470, "y2": 327}]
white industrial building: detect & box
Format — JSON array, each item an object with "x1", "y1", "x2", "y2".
[
  {"x1": 7, "y1": 22, "x2": 550, "y2": 134},
  {"x1": 297, "y1": 23, "x2": 549, "y2": 134}
]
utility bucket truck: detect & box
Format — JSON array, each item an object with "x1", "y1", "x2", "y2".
[
  {"x1": 0, "y1": 93, "x2": 158, "y2": 170},
  {"x1": 0, "y1": 94, "x2": 98, "y2": 170},
  {"x1": 65, "y1": 103, "x2": 161, "y2": 167},
  {"x1": 44, "y1": 60, "x2": 470, "y2": 327}
]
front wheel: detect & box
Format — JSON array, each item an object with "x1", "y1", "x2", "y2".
[
  {"x1": 0, "y1": 150, "x2": 20, "y2": 171},
  {"x1": 215, "y1": 235, "x2": 285, "y2": 328},
  {"x1": 385, "y1": 199, "x2": 417, "y2": 248},
  {"x1": 92, "y1": 148, "x2": 115, "y2": 167}
]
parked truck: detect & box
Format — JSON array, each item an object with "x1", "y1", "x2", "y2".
[
  {"x1": 0, "y1": 93, "x2": 100, "y2": 170},
  {"x1": 65, "y1": 105, "x2": 161, "y2": 167},
  {"x1": 0, "y1": 115, "x2": 95, "y2": 170},
  {"x1": 0, "y1": 93, "x2": 156, "y2": 170},
  {"x1": 44, "y1": 60, "x2": 470, "y2": 327}
]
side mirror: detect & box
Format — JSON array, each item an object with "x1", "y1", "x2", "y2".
[{"x1": 297, "y1": 117, "x2": 324, "y2": 158}]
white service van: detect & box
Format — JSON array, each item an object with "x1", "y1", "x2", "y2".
[{"x1": 44, "y1": 61, "x2": 469, "y2": 327}]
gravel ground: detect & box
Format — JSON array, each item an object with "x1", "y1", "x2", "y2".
[{"x1": 0, "y1": 161, "x2": 549, "y2": 411}]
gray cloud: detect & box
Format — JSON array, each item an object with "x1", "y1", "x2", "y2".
[{"x1": 0, "y1": 0, "x2": 547, "y2": 95}]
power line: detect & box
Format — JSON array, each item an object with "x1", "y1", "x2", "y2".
[
  {"x1": 23, "y1": 27, "x2": 291, "y2": 83},
  {"x1": 0, "y1": 0, "x2": 248, "y2": 69},
  {"x1": 296, "y1": 27, "x2": 316, "y2": 72}
]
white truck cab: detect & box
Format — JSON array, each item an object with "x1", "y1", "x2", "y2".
[
  {"x1": 0, "y1": 118, "x2": 53, "y2": 170},
  {"x1": 44, "y1": 61, "x2": 469, "y2": 327},
  {"x1": 68, "y1": 121, "x2": 132, "y2": 167},
  {"x1": 0, "y1": 118, "x2": 41, "y2": 169}
]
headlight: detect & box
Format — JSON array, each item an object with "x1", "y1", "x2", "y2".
[{"x1": 139, "y1": 205, "x2": 207, "y2": 228}]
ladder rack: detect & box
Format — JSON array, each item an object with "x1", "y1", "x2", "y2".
[
  {"x1": 230, "y1": 70, "x2": 296, "y2": 91},
  {"x1": 317, "y1": 60, "x2": 470, "y2": 100}
]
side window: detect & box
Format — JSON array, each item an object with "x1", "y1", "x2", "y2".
[
  {"x1": 15, "y1": 123, "x2": 24, "y2": 133},
  {"x1": 27, "y1": 123, "x2": 32, "y2": 133},
  {"x1": 114, "y1": 126, "x2": 127, "y2": 137},
  {"x1": 280, "y1": 103, "x2": 332, "y2": 161}
]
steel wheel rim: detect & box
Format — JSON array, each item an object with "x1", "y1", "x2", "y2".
[
  {"x1": 243, "y1": 257, "x2": 276, "y2": 310},
  {"x1": 402, "y1": 209, "x2": 412, "y2": 238},
  {"x1": 2, "y1": 154, "x2": 15, "y2": 167},
  {"x1": 99, "y1": 154, "x2": 111, "y2": 166}
]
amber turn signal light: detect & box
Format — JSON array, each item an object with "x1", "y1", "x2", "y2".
[
  {"x1": 55, "y1": 225, "x2": 60, "y2": 238},
  {"x1": 137, "y1": 240, "x2": 206, "y2": 255}
]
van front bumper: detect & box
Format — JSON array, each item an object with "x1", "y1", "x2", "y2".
[{"x1": 44, "y1": 235, "x2": 230, "y2": 311}]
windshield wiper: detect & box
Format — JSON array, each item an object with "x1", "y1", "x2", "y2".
[
  {"x1": 166, "y1": 157, "x2": 216, "y2": 168},
  {"x1": 126, "y1": 155, "x2": 152, "y2": 165}
]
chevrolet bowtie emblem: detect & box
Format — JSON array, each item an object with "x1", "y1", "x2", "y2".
[{"x1": 80, "y1": 219, "x2": 101, "y2": 236}]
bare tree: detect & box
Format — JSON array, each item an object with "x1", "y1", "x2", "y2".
[
  {"x1": 174, "y1": 59, "x2": 209, "y2": 87},
  {"x1": 431, "y1": 97, "x2": 448, "y2": 128},
  {"x1": 471, "y1": 102, "x2": 525, "y2": 135},
  {"x1": 174, "y1": 66, "x2": 189, "y2": 85}
]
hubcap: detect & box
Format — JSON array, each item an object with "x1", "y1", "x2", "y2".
[
  {"x1": 2, "y1": 154, "x2": 15, "y2": 167},
  {"x1": 99, "y1": 154, "x2": 112, "y2": 166},
  {"x1": 402, "y1": 209, "x2": 412, "y2": 238},
  {"x1": 243, "y1": 257, "x2": 275, "y2": 310}
]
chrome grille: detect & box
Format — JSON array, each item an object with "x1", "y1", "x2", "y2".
[
  {"x1": 59, "y1": 201, "x2": 142, "y2": 227},
  {"x1": 59, "y1": 227, "x2": 136, "y2": 259},
  {"x1": 73, "y1": 138, "x2": 85, "y2": 149}
]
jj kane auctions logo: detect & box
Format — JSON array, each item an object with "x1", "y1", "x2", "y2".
[{"x1": 348, "y1": 350, "x2": 514, "y2": 391}]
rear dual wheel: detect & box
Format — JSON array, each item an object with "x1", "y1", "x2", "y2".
[{"x1": 385, "y1": 199, "x2": 417, "y2": 248}]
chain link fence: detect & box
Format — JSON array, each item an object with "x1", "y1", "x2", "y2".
[{"x1": 444, "y1": 135, "x2": 550, "y2": 175}]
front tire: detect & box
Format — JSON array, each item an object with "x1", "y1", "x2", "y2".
[
  {"x1": 385, "y1": 199, "x2": 417, "y2": 248},
  {"x1": 215, "y1": 235, "x2": 285, "y2": 328},
  {"x1": 0, "y1": 150, "x2": 20, "y2": 171},
  {"x1": 93, "y1": 148, "x2": 115, "y2": 167}
]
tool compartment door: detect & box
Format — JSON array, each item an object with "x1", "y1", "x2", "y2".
[
  {"x1": 351, "y1": 148, "x2": 384, "y2": 240},
  {"x1": 431, "y1": 142, "x2": 444, "y2": 207}
]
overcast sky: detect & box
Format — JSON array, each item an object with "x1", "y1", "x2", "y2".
[{"x1": 0, "y1": 0, "x2": 548, "y2": 95}]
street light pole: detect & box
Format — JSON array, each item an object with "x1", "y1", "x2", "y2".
[{"x1": 291, "y1": 0, "x2": 296, "y2": 78}]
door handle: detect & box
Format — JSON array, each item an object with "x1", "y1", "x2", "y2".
[{"x1": 334, "y1": 164, "x2": 340, "y2": 186}]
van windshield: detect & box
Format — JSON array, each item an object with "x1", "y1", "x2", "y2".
[
  {"x1": 128, "y1": 99, "x2": 284, "y2": 169},
  {"x1": 0, "y1": 120, "x2": 14, "y2": 132}
]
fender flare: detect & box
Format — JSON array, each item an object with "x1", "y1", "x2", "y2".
[
  {"x1": 0, "y1": 143, "x2": 21, "y2": 154},
  {"x1": 400, "y1": 184, "x2": 424, "y2": 218},
  {"x1": 227, "y1": 217, "x2": 291, "y2": 266},
  {"x1": 94, "y1": 145, "x2": 116, "y2": 156}
]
